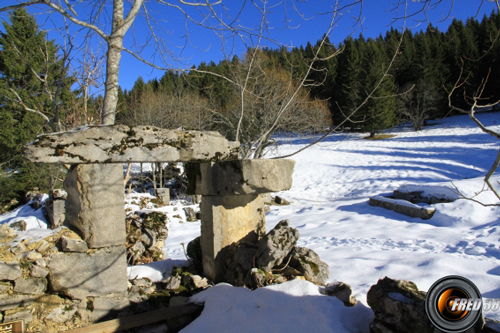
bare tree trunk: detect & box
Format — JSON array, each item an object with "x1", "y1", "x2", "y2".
[{"x1": 102, "y1": 36, "x2": 123, "y2": 125}]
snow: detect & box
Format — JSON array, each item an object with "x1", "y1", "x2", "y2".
[{"x1": 1, "y1": 112, "x2": 500, "y2": 331}]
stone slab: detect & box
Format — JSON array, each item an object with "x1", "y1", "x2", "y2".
[
  {"x1": 369, "y1": 196, "x2": 436, "y2": 220},
  {"x1": 187, "y1": 159, "x2": 295, "y2": 196},
  {"x1": 24, "y1": 125, "x2": 239, "y2": 163},
  {"x1": 46, "y1": 245, "x2": 127, "y2": 300},
  {"x1": 201, "y1": 194, "x2": 265, "y2": 281},
  {"x1": 64, "y1": 164, "x2": 126, "y2": 248}
]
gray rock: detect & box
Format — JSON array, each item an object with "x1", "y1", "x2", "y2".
[
  {"x1": 183, "y1": 207, "x2": 197, "y2": 222},
  {"x1": 36, "y1": 240, "x2": 51, "y2": 253},
  {"x1": 188, "y1": 159, "x2": 295, "y2": 196},
  {"x1": 24, "y1": 126, "x2": 239, "y2": 164},
  {"x1": 0, "y1": 224, "x2": 16, "y2": 241},
  {"x1": 14, "y1": 278, "x2": 46, "y2": 295},
  {"x1": 0, "y1": 293, "x2": 36, "y2": 311},
  {"x1": 30, "y1": 265, "x2": 49, "y2": 278},
  {"x1": 61, "y1": 236, "x2": 89, "y2": 252},
  {"x1": 155, "y1": 188, "x2": 170, "y2": 206},
  {"x1": 46, "y1": 245, "x2": 127, "y2": 300},
  {"x1": 274, "y1": 196, "x2": 290, "y2": 205},
  {"x1": 4, "y1": 309, "x2": 32, "y2": 323},
  {"x1": 245, "y1": 268, "x2": 271, "y2": 288},
  {"x1": 367, "y1": 277, "x2": 434, "y2": 333},
  {"x1": 35, "y1": 258, "x2": 46, "y2": 267},
  {"x1": 163, "y1": 276, "x2": 181, "y2": 290},
  {"x1": 369, "y1": 196, "x2": 436, "y2": 220},
  {"x1": 46, "y1": 305, "x2": 77, "y2": 323},
  {"x1": 10, "y1": 243, "x2": 27, "y2": 256},
  {"x1": 91, "y1": 295, "x2": 129, "y2": 322},
  {"x1": 128, "y1": 290, "x2": 148, "y2": 304},
  {"x1": 322, "y1": 282, "x2": 357, "y2": 306},
  {"x1": 0, "y1": 283, "x2": 10, "y2": 293},
  {"x1": 132, "y1": 278, "x2": 152, "y2": 288},
  {"x1": 9, "y1": 220, "x2": 27, "y2": 232},
  {"x1": 64, "y1": 164, "x2": 126, "y2": 248},
  {"x1": 170, "y1": 296, "x2": 189, "y2": 307},
  {"x1": 25, "y1": 251, "x2": 42, "y2": 261},
  {"x1": 289, "y1": 247, "x2": 330, "y2": 285},
  {"x1": 255, "y1": 220, "x2": 299, "y2": 271},
  {"x1": 129, "y1": 241, "x2": 145, "y2": 261},
  {"x1": 140, "y1": 229, "x2": 156, "y2": 248},
  {"x1": 45, "y1": 199, "x2": 66, "y2": 229},
  {"x1": 0, "y1": 261, "x2": 22, "y2": 280}
]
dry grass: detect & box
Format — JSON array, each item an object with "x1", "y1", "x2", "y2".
[{"x1": 364, "y1": 134, "x2": 396, "y2": 140}]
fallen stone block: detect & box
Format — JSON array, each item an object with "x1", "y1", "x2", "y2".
[
  {"x1": 187, "y1": 159, "x2": 295, "y2": 196},
  {"x1": 369, "y1": 196, "x2": 436, "y2": 220},
  {"x1": 24, "y1": 126, "x2": 239, "y2": 164},
  {"x1": 46, "y1": 245, "x2": 127, "y2": 300}
]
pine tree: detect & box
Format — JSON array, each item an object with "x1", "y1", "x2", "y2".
[{"x1": 0, "y1": 9, "x2": 68, "y2": 211}]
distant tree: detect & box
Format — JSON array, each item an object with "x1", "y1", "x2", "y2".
[{"x1": 398, "y1": 82, "x2": 439, "y2": 131}]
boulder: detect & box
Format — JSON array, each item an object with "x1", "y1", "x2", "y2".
[
  {"x1": 289, "y1": 247, "x2": 330, "y2": 285},
  {"x1": 255, "y1": 220, "x2": 299, "y2": 271},
  {"x1": 367, "y1": 277, "x2": 434, "y2": 333},
  {"x1": 24, "y1": 126, "x2": 239, "y2": 164}
]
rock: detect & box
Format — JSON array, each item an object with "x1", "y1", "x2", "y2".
[
  {"x1": 155, "y1": 188, "x2": 170, "y2": 206},
  {"x1": 46, "y1": 245, "x2": 127, "y2": 300},
  {"x1": 46, "y1": 306, "x2": 77, "y2": 323},
  {"x1": 129, "y1": 241, "x2": 146, "y2": 261},
  {"x1": 255, "y1": 220, "x2": 299, "y2": 271},
  {"x1": 187, "y1": 159, "x2": 295, "y2": 196},
  {"x1": 245, "y1": 268, "x2": 272, "y2": 288},
  {"x1": 170, "y1": 296, "x2": 189, "y2": 307},
  {"x1": 14, "y1": 278, "x2": 46, "y2": 295},
  {"x1": 24, "y1": 126, "x2": 239, "y2": 163},
  {"x1": 44, "y1": 198, "x2": 66, "y2": 229},
  {"x1": 9, "y1": 220, "x2": 27, "y2": 232},
  {"x1": 4, "y1": 309, "x2": 32, "y2": 323},
  {"x1": 91, "y1": 295, "x2": 129, "y2": 322},
  {"x1": 30, "y1": 265, "x2": 49, "y2": 278},
  {"x1": 25, "y1": 251, "x2": 42, "y2": 261},
  {"x1": 51, "y1": 189, "x2": 68, "y2": 200},
  {"x1": 261, "y1": 193, "x2": 273, "y2": 205},
  {"x1": 132, "y1": 278, "x2": 152, "y2": 288},
  {"x1": 163, "y1": 276, "x2": 181, "y2": 290},
  {"x1": 190, "y1": 275, "x2": 209, "y2": 289},
  {"x1": 369, "y1": 196, "x2": 435, "y2": 220},
  {"x1": 128, "y1": 290, "x2": 148, "y2": 304},
  {"x1": 64, "y1": 164, "x2": 126, "y2": 248},
  {"x1": 36, "y1": 240, "x2": 51, "y2": 253},
  {"x1": 187, "y1": 237, "x2": 202, "y2": 267},
  {"x1": 183, "y1": 207, "x2": 197, "y2": 222},
  {"x1": 0, "y1": 261, "x2": 22, "y2": 280},
  {"x1": 35, "y1": 258, "x2": 46, "y2": 267},
  {"x1": 0, "y1": 283, "x2": 10, "y2": 293},
  {"x1": 289, "y1": 247, "x2": 330, "y2": 285},
  {"x1": 0, "y1": 224, "x2": 16, "y2": 241},
  {"x1": 140, "y1": 229, "x2": 156, "y2": 248},
  {"x1": 322, "y1": 282, "x2": 357, "y2": 306},
  {"x1": 0, "y1": 293, "x2": 36, "y2": 311},
  {"x1": 28, "y1": 193, "x2": 44, "y2": 210},
  {"x1": 274, "y1": 196, "x2": 290, "y2": 205},
  {"x1": 233, "y1": 244, "x2": 258, "y2": 272},
  {"x1": 366, "y1": 277, "x2": 434, "y2": 333},
  {"x1": 10, "y1": 243, "x2": 27, "y2": 255},
  {"x1": 61, "y1": 236, "x2": 89, "y2": 252}
]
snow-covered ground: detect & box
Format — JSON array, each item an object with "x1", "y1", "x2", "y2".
[{"x1": 2, "y1": 112, "x2": 500, "y2": 332}]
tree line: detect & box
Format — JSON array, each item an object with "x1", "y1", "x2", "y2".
[{"x1": 1, "y1": 8, "x2": 500, "y2": 210}]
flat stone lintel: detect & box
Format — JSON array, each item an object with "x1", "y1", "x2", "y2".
[
  {"x1": 187, "y1": 159, "x2": 295, "y2": 196},
  {"x1": 24, "y1": 125, "x2": 239, "y2": 164}
]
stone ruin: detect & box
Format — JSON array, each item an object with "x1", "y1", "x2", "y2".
[{"x1": 0, "y1": 125, "x2": 302, "y2": 329}]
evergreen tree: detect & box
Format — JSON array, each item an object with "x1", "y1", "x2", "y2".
[{"x1": 0, "y1": 9, "x2": 68, "y2": 211}]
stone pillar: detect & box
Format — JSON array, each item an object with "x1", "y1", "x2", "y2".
[
  {"x1": 188, "y1": 159, "x2": 295, "y2": 281},
  {"x1": 64, "y1": 164, "x2": 126, "y2": 248},
  {"x1": 200, "y1": 194, "x2": 265, "y2": 281}
]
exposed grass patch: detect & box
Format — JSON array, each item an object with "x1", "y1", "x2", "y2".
[{"x1": 364, "y1": 134, "x2": 396, "y2": 140}]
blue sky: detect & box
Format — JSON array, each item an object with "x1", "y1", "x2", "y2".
[{"x1": 1, "y1": 0, "x2": 498, "y2": 92}]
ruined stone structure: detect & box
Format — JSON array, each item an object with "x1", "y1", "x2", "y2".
[{"x1": 22, "y1": 125, "x2": 294, "y2": 313}]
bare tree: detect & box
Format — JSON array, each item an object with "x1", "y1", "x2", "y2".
[{"x1": 398, "y1": 82, "x2": 439, "y2": 131}]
